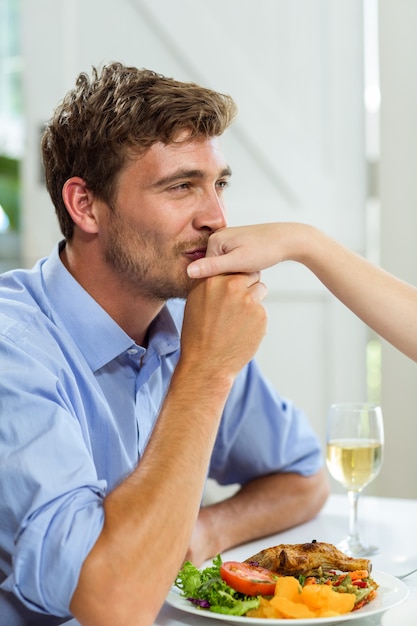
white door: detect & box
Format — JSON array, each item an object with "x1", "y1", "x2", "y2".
[{"x1": 22, "y1": 0, "x2": 368, "y2": 484}]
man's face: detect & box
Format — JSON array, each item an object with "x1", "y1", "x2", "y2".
[{"x1": 101, "y1": 134, "x2": 230, "y2": 301}]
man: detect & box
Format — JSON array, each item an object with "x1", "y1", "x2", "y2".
[{"x1": 0, "y1": 63, "x2": 328, "y2": 626}]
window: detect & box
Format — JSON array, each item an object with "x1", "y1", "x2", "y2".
[{"x1": 0, "y1": 0, "x2": 22, "y2": 234}]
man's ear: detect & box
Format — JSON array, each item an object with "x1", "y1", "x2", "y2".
[{"x1": 62, "y1": 177, "x2": 99, "y2": 234}]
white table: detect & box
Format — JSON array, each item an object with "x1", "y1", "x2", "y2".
[{"x1": 66, "y1": 494, "x2": 417, "y2": 625}]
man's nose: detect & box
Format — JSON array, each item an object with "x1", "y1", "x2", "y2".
[{"x1": 194, "y1": 189, "x2": 227, "y2": 232}]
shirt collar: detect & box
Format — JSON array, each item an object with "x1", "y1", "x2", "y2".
[{"x1": 41, "y1": 243, "x2": 181, "y2": 372}]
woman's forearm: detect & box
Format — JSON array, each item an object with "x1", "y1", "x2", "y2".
[{"x1": 297, "y1": 224, "x2": 417, "y2": 362}]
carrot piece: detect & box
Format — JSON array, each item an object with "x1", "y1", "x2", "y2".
[{"x1": 350, "y1": 570, "x2": 369, "y2": 580}]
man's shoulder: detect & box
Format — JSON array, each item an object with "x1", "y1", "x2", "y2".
[
  {"x1": 0, "y1": 260, "x2": 44, "y2": 298},
  {"x1": 0, "y1": 260, "x2": 44, "y2": 299},
  {"x1": 0, "y1": 263, "x2": 54, "y2": 342}
]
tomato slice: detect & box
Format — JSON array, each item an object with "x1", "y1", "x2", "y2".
[{"x1": 220, "y1": 561, "x2": 278, "y2": 596}]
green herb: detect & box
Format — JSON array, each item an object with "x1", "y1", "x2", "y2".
[{"x1": 174, "y1": 555, "x2": 260, "y2": 616}]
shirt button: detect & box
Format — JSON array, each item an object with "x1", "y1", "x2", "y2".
[{"x1": 127, "y1": 348, "x2": 138, "y2": 355}]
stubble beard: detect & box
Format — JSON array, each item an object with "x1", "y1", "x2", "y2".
[{"x1": 104, "y1": 216, "x2": 201, "y2": 302}]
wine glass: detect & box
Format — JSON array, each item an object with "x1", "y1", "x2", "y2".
[{"x1": 326, "y1": 402, "x2": 384, "y2": 556}]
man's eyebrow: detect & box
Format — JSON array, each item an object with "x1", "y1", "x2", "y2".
[{"x1": 151, "y1": 166, "x2": 232, "y2": 189}]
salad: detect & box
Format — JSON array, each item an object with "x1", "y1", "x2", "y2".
[{"x1": 174, "y1": 555, "x2": 378, "y2": 618}]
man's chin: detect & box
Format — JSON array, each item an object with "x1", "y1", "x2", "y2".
[
  {"x1": 171, "y1": 275, "x2": 197, "y2": 300},
  {"x1": 148, "y1": 276, "x2": 194, "y2": 302}
]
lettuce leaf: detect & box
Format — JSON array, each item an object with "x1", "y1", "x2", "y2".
[{"x1": 174, "y1": 555, "x2": 260, "y2": 616}]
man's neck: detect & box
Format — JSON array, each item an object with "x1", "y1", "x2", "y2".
[{"x1": 60, "y1": 241, "x2": 164, "y2": 346}]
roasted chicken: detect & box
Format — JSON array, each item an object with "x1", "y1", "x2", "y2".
[{"x1": 244, "y1": 541, "x2": 372, "y2": 577}]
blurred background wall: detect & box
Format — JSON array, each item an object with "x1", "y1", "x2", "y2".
[{"x1": 0, "y1": 0, "x2": 416, "y2": 499}]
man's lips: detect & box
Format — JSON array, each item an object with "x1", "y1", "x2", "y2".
[{"x1": 184, "y1": 248, "x2": 207, "y2": 261}]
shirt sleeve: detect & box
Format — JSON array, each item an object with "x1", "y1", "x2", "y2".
[
  {"x1": 208, "y1": 359, "x2": 324, "y2": 485},
  {"x1": 0, "y1": 323, "x2": 107, "y2": 618}
]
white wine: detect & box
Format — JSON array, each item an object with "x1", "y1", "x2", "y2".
[{"x1": 326, "y1": 439, "x2": 383, "y2": 491}]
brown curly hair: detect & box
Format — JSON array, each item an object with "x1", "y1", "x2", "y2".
[{"x1": 41, "y1": 62, "x2": 237, "y2": 239}]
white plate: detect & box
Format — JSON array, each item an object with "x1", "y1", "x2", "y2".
[{"x1": 166, "y1": 570, "x2": 409, "y2": 625}]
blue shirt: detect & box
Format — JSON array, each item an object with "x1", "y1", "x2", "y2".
[{"x1": 0, "y1": 243, "x2": 323, "y2": 623}]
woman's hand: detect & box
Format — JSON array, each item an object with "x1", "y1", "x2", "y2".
[{"x1": 187, "y1": 223, "x2": 301, "y2": 278}]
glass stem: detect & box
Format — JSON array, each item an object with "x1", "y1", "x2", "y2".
[{"x1": 347, "y1": 490, "x2": 360, "y2": 542}]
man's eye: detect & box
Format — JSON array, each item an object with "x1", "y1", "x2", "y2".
[
  {"x1": 171, "y1": 182, "x2": 190, "y2": 191},
  {"x1": 217, "y1": 180, "x2": 230, "y2": 190}
]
